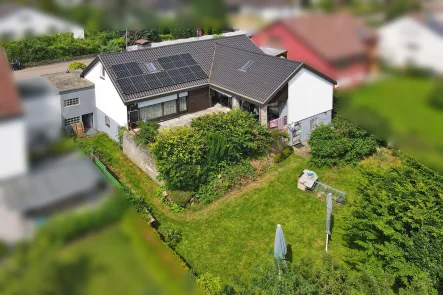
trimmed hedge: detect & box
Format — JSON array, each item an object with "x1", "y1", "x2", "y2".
[{"x1": 274, "y1": 146, "x2": 294, "y2": 163}]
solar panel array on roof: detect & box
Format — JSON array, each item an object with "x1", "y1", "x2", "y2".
[{"x1": 113, "y1": 53, "x2": 208, "y2": 95}]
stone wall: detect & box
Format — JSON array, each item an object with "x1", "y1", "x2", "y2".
[{"x1": 122, "y1": 131, "x2": 161, "y2": 183}]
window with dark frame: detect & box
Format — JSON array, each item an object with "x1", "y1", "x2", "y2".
[
  {"x1": 100, "y1": 64, "x2": 105, "y2": 78},
  {"x1": 105, "y1": 115, "x2": 110, "y2": 127},
  {"x1": 139, "y1": 96, "x2": 188, "y2": 121}
]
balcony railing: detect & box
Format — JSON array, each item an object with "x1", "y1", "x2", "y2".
[{"x1": 268, "y1": 116, "x2": 287, "y2": 130}]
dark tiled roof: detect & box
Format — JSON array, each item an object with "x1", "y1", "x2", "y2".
[
  {"x1": 0, "y1": 49, "x2": 22, "y2": 119},
  {"x1": 82, "y1": 34, "x2": 336, "y2": 105},
  {"x1": 210, "y1": 44, "x2": 302, "y2": 104},
  {"x1": 83, "y1": 35, "x2": 263, "y2": 102}
]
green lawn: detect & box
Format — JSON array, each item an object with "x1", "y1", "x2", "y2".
[
  {"x1": 77, "y1": 134, "x2": 375, "y2": 288},
  {"x1": 339, "y1": 76, "x2": 443, "y2": 173}
]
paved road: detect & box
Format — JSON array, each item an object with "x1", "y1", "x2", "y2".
[{"x1": 13, "y1": 57, "x2": 95, "y2": 79}]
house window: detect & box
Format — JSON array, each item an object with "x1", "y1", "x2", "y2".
[
  {"x1": 179, "y1": 96, "x2": 187, "y2": 112},
  {"x1": 64, "y1": 116, "x2": 80, "y2": 126},
  {"x1": 105, "y1": 116, "x2": 110, "y2": 127},
  {"x1": 100, "y1": 64, "x2": 105, "y2": 78},
  {"x1": 63, "y1": 97, "x2": 79, "y2": 107},
  {"x1": 139, "y1": 96, "x2": 188, "y2": 121},
  {"x1": 310, "y1": 117, "x2": 319, "y2": 131}
]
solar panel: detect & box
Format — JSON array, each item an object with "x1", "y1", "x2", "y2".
[
  {"x1": 155, "y1": 71, "x2": 170, "y2": 80},
  {"x1": 143, "y1": 74, "x2": 158, "y2": 83},
  {"x1": 184, "y1": 59, "x2": 197, "y2": 66},
  {"x1": 192, "y1": 70, "x2": 207, "y2": 80},
  {"x1": 161, "y1": 77, "x2": 175, "y2": 87},
  {"x1": 117, "y1": 78, "x2": 133, "y2": 87},
  {"x1": 178, "y1": 67, "x2": 192, "y2": 75},
  {"x1": 115, "y1": 69, "x2": 131, "y2": 79},
  {"x1": 121, "y1": 85, "x2": 137, "y2": 95},
  {"x1": 147, "y1": 78, "x2": 163, "y2": 90},
  {"x1": 131, "y1": 75, "x2": 145, "y2": 85},
  {"x1": 158, "y1": 57, "x2": 171, "y2": 64},
  {"x1": 134, "y1": 82, "x2": 150, "y2": 92},
  {"x1": 171, "y1": 75, "x2": 187, "y2": 84},
  {"x1": 111, "y1": 64, "x2": 127, "y2": 72},
  {"x1": 126, "y1": 62, "x2": 140, "y2": 69},
  {"x1": 174, "y1": 60, "x2": 186, "y2": 67},
  {"x1": 169, "y1": 55, "x2": 181, "y2": 62},
  {"x1": 184, "y1": 72, "x2": 198, "y2": 81},
  {"x1": 167, "y1": 69, "x2": 181, "y2": 77},
  {"x1": 129, "y1": 68, "x2": 143, "y2": 76},
  {"x1": 161, "y1": 62, "x2": 175, "y2": 70},
  {"x1": 181, "y1": 53, "x2": 192, "y2": 60}
]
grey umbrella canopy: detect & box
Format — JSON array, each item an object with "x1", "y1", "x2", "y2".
[{"x1": 274, "y1": 224, "x2": 287, "y2": 260}]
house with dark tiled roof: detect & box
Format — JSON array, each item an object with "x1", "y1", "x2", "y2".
[{"x1": 81, "y1": 34, "x2": 336, "y2": 144}]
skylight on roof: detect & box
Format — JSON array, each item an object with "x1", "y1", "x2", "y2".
[
  {"x1": 145, "y1": 62, "x2": 158, "y2": 73},
  {"x1": 239, "y1": 60, "x2": 254, "y2": 72}
]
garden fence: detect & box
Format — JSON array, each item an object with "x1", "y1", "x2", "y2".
[{"x1": 90, "y1": 154, "x2": 122, "y2": 188}]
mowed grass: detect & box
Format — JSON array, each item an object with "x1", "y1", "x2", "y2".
[
  {"x1": 339, "y1": 76, "x2": 443, "y2": 172},
  {"x1": 77, "y1": 134, "x2": 370, "y2": 287}
]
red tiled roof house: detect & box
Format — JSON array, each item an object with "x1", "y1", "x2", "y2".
[{"x1": 251, "y1": 12, "x2": 378, "y2": 87}]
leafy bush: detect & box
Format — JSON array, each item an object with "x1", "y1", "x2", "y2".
[
  {"x1": 152, "y1": 110, "x2": 275, "y2": 193},
  {"x1": 159, "y1": 224, "x2": 182, "y2": 248},
  {"x1": 196, "y1": 273, "x2": 226, "y2": 295},
  {"x1": 308, "y1": 116, "x2": 379, "y2": 167},
  {"x1": 169, "y1": 190, "x2": 193, "y2": 208},
  {"x1": 274, "y1": 146, "x2": 293, "y2": 163},
  {"x1": 135, "y1": 120, "x2": 160, "y2": 145},
  {"x1": 428, "y1": 81, "x2": 443, "y2": 111},
  {"x1": 159, "y1": 34, "x2": 174, "y2": 41},
  {"x1": 68, "y1": 61, "x2": 86, "y2": 70},
  {"x1": 195, "y1": 160, "x2": 256, "y2": 204},
  {"x1": 344, "y1": 156, "x2": 443, "y2": 290}
]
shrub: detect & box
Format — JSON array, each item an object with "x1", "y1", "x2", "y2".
[
  {"x1": 152, "y1": 110, "x2": 276, "y2": 193},
  {"x1": 428, "y1": 81, "x2": 443, "y2": 111},
  {"x1": 135, "y1": 120, "x2": 160, "y2": 145},
  {"x1": 169, "y1": 190, "x2": 193, "y2": 208},
  {"x1": 274, "y1": 146, "x2": 293, "y2": 163},
  {"x1": 196, "y1": 273, "x2": 225, "y2": 295},
  {"x1": 159, "y1": 34, "x2": 174, "y2": 41},
  {"x1": 68, "y1": 61, "x2": 87, "y2": 70},
  {"x1": 195, "y1": 160, "x2": 256, "y2": 204},
  {"x1": 159, "y1": 224, "x2": 182, "y2": 248},
  {"x1": 309, "y1": 116, "x2": 379, "y2": 167}
]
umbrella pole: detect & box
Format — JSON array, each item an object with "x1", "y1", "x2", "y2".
[{"x1": 325, "y1": 233, "x2": 329, "y2": 252}]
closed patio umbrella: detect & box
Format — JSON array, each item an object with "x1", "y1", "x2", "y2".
[{"x1": 274, "y1": 224, "x2": 287, "y2": 261}]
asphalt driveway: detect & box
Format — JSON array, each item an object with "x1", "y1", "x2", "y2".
[{"x1": 13, "y1": 57, "x2": 95, "y2": 79}]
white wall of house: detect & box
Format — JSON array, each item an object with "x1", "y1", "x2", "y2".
[
  {"x1": 287, "y1": 68, "x2": 333, "y2": 124},
  {"x1": 22, "y1": 91, "x2": 61, "y2": 147},
  {"x1": 0, "y1": 118, "x2": 27, "y2": 181},
  {"x1": 0, "y1": 8, "x2": 84, "y2": 40},
  {"x1": 378, "y1": 17, "x2": 443, "y2": 74},
  {"x1": 84, "y1": 62, "x2": 128, "y2": 141}
]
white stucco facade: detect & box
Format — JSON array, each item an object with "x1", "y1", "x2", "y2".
[
  {"x1": 287, "y1": 68, "x2": 333, "y2": 124},
  {"x1": 378, "y1": 16, "x2": 443, "y2": 74},
  {"x1": 0, "y1": 118, "x2": 27, "y2": 181},
  {"x1": 0, "y1": 8, "x2": 84, "y2": 40},
  {"x1": 84, "y1": 62, "x2": 128, "y2": 141}
]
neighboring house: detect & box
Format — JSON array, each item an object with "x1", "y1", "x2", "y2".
[
  {"x1": 226, "y1": 0, "x2": 300, "y2": 21},
  {"x1": 0, "y1": 3, "x2": 84, "y2": 41},
  {"x1": 81, "y1": 34, "x2": 336, "y2": 144},
  {"x1": 15, "y1": 72, "x2": 96, "y2": 147},
  {"x1": 0, "y1": 51, "x2": 27, "y2": 181},
  {"x1": 251, "y1": 12, "x2": 378, "y2": 87},
  {"x1": 43, "y1": 71, "x2": 96, "y2": 132},
  {"x1": 16, "y1": 77, "x2": 61, "y2": 148},
  {"x1": 0, "y1": 153, "x2": 108, "y2": 243},
  {"x1": 378, "y1": 11, "x2": 443, "y2": 74},
  {"x1": 0, "y1": 55, "x2": 107, "y2": 244}
]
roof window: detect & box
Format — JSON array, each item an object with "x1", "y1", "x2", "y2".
[
  {"x1": 239, "y1": 60, "x2": 254, "y2": 72},
  {"x1": 145, "y1": 62, "x2": 158, "y2": 73}
]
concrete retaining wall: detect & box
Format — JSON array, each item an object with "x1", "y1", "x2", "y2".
[{"x1": 122, "y1": 131, "x2": 160, "y2": 183}]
